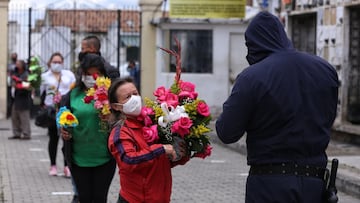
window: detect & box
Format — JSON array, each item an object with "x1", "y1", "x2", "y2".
[{"x1": 168, "y1": 30, "x2": 213, "y2": 73}]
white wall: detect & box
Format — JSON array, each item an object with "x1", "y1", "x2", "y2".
[{"x1": 155, "y1": 23, "x2": 248, "y2": 117}]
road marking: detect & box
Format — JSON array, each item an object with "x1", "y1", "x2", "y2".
[
  {"x1": 39, "y1": 159, "x2": 50, "y2": 162},
  {"x1": 51, "y1": 192, "x2": 73, "y2": 196},
  {"x1": 210, "y1": 160, "x2": 226, "y2": 163},
  {"x1": 238, "y1": 173, "x2": 249, "y2": 176},
  {"x1": 29, "y1": 148, "x2": 44, "y2": 151}
]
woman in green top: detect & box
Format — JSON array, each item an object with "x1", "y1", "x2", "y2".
[{"x1": 60, "y1": 53, "x2": 116, "y2": 203}]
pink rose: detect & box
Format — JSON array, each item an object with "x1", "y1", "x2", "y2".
[
  {"x1": 171, "y1": 117, "x2": 193, "y2": 137},
  {"x1": 197, "y1": 101, "x2": 210, "y2": 117},
  {"x1": 179, "y1": 81, "x2": 195, "y2": 92},
  {"x1": 154, "y1": 86, "x2": 168, "y2": 102},
  {"x1": 194, "y1": 144, "x2": 212, "y2": 159},
  {"x1": 179, "y1": 91, "x2": 198, "y2": 100},
  {"x1": 138, "y1": 107, "x2": 155, "y2": 126},
  {"x1": 164, "y1": 92, "x2": 179, "y2": 108},
  {"x1": 141, "y1": 107, "x2": 155, "y2": 116},
  {"x1": 53, "y1": 92, "x2": 62, "y2": 104},
  {"x1": 142, "y1": 125, "x2": 159, "y2": 144},
  {"x1": 178, "y1": 81, "x2": 198, "y2": 99},
  {"x1": 94, "y1": 100, "x2": 103, "y2": 109}
]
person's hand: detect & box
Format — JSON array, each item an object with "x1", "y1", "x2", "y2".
[
  {"x1": 163, "y1": 144, "x2": 179, "y2": 161},
  {"x1": 60, "y1": 127, "x2": 72, "y2": 140},
  {"x1": 176, "y1": 141, "x2": 188, "y2": 158},
  {"x1": 172, "y1": 136, "x2": 188, "y2": 160}
]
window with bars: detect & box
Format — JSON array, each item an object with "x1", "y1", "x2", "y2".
[{"x1": 167, "y1": 30, "x2": 213, "y2": 73}]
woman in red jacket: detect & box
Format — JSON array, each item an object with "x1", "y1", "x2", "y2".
[{"x1": 108, "y1": 77, "x2": 189, "y2": 203}]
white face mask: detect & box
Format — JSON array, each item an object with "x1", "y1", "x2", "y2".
[
  {"x1": 119, "y1": 95, "x2": 142, "y2": 116},
  {"x1": 50, "y1": 63, "x2": 63, "y2": 73},
  {"x1": 82, "y1": 75, "x2": 96, "y2": 89}
]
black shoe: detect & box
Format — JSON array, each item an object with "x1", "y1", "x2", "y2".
[
  {"x1": 8, "y1": 136, "x2": 21, "y2": 139},
  {"x1": 20, "y1": 136, "x2": 31, "y2": 140},
  {"x1": 71, "y1": 195, "x2": 79, "y2": 203}
]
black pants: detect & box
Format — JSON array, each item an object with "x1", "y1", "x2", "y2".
[
  {"x1": 7, "y1": 86, "x2": 13, "y2": 118},
  {"x1": 48, "y1": 123, "x2": 66, "y2": 166},
  {"x1": 71, "y1": 159, "x2": 116, "y2": 203},
  {"x1": 246, "y1": 175, "x2": 326, "y2": 203}
]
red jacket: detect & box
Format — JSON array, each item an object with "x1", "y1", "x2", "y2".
[{"x1": 108, "y1": 118, "x2": 188, "y2": 203}]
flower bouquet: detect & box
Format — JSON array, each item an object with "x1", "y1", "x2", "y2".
[
  {"x1": 139, "y1": 37, "x2": 212, "y2": 159},
  {"x1": 83, "y1": 74, "x2": 111, "y2": 131},
  {"x1": 27, "y1": 56, "x2": 43, "y2": 89},
  {"x1": 56, "y1": 106, "x2": 79, "y2": 130}
]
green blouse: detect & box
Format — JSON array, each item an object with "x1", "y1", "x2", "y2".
[{"x1": 70, "y1": 87, "x2": 112, "y2": 167}]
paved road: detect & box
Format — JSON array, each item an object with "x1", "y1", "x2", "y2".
[{"x1": 0, "y1": 119, "x2": 359, "y2": 203}]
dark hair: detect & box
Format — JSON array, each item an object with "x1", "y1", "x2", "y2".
[
  {"x1": 129, "y1": 60, "x2": 136, "y2": 66},
  {"x1": 47, "y1": 52, "x2": 64, "y2": 67},
  {"x1": 108, "y1": 77, "x2": 136, "y2": 126},
  {"x1": 80, "y1": 53, "x2": 105, "y2": 73},
  {"x1": 76, "y1": 53, "x2": 108, "y2": 90},
  {"x1": 83, "y1": 35, "x2": 101, "y2": 51},
  {"x1": 17, "y1": 60, "x2": 26, "y2": 70}
]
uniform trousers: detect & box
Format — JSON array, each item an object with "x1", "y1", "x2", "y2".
[{"x1": 246, "y1": 175, "x2": 326, "y2": 203}]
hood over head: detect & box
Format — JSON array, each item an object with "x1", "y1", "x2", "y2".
[{"x1": 245, "y1": 11, "x2": 293, "y2": 65}]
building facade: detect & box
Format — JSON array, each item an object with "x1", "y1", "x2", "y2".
[
  {"x1": 283, "y1": 0, "x2": 360, "y2": 140},
  {"x1": 0, "y1": 0, "x2": 9, "y2": 119}
]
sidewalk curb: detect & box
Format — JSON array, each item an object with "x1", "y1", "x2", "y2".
[
  {"x1": 335, "y1": 163, "x2": 360, "y2": 199},
  {"x1": 209, "y1": 129, "x2": 360, "y2": 199}
]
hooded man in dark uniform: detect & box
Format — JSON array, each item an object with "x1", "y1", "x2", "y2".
[{"x1": 216, "y1": 11, "x2": 339, "y2": 202}]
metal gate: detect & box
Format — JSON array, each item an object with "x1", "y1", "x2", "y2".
[
  {"x1": 347, "y1": 6, "x2": 360, "y2": 124},
  {"x1": 8, "y1": 4, "x2": 141, "y2": 74}
]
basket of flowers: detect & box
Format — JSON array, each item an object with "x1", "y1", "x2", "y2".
[{"x1": 138, "y1": 37, "x2": 212, "y2": 159}]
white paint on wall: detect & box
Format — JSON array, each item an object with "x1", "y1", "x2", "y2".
[{"x1": 155, "y1": 23, "x2": 248, "y2": 117}]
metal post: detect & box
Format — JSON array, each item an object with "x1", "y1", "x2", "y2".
[
  {"x1": 117, "y1": 9, "x2": 121, "y2": 69},
  {"x1": 28, "y1": 7, "x2": 32, "y2": 62},
  {"x1": 139, "y1": 11, "x2": 142, "y2": 93}
]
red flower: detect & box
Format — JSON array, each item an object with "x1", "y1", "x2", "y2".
[
  {"x1": 171, "y1": 117, "x2": 192, "y2": 137},
  {"x1": 84, "y1": 95, "x2": 94, "y2": 103},
  {"x1": 194, "y1": 145, "x2": 212, "y2": 159},
  {"x1": 92, "y1": 73, "x2": 98, "y2": 80},
  {"x1": 197, "y1": 101, "x2": 210, "y2": 117},
  {"x1": 97, "y1": 93, "x2": 108, "y2": 101},
  {"x1": 66, "y1": 114, "x2": 75, "y2": 121}
]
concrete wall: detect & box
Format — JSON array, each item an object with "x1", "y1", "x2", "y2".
[
  {"x1": 155, "y1": 22, "x2": 248, "y2": 117},
  {"x1": 139, "y1": 0, "x2": 163, "y2": 98},
  {"x1": 0, "y1": 0, "x2": 9, "y2": 119}
]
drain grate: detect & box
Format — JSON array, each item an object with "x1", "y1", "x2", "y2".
[{"x1": 0, "y1": 128, "x2": 10, "y2": 131}]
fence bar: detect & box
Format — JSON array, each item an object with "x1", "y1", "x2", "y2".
[
  {"x1": 139, "y1": 11, "x2": 142, "y2": 93},
  {"x1": 117, "y1": 9, "x2": 121, "y2": 69},
  {"x1": 28, "y1": 7, "x2": 32, "y2": 62}
]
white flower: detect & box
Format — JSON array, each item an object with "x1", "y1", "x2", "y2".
[{"x1": 158, "y1": 103, "x2": 188, "y2": 128}]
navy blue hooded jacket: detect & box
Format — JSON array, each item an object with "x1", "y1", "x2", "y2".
[{"x1": 216, "y1": 12, "x2": 339, "y2": 167}]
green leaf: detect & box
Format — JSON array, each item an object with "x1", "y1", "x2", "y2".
[{"x1": 27, "y1": 74, "x2": 38, "y2": 81}]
